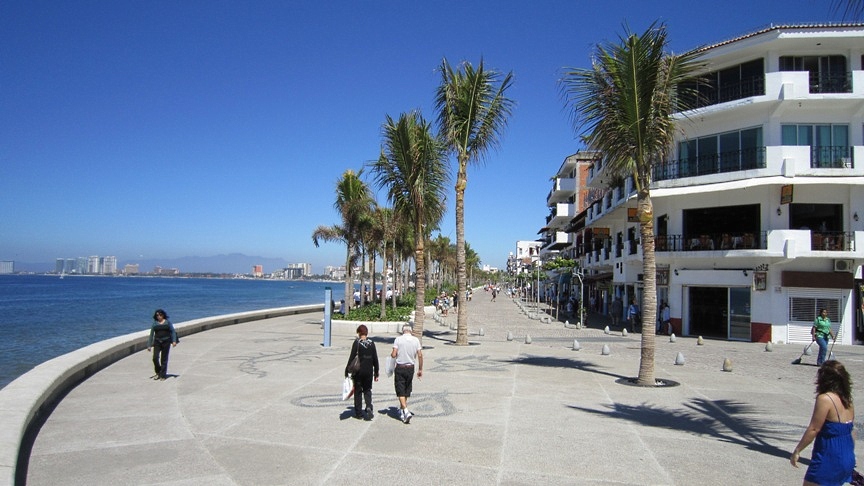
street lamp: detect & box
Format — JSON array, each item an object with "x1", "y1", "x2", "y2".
[{"x1": 572, "y1": 267, "x2": 584, "y2": 329}]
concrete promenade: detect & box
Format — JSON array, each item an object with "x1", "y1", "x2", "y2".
[{"x1": 23, "y1": 292, "x2": 864, "y2": 485}]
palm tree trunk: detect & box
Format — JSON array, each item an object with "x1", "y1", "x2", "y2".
[
  {"x1": 344, "y1": 244, "x2": 355, "y2": 315},
  {"x1": 380, "y1": 246, "x2": 387, "y2": 319},
  {"x1": 636, "y1": 191, "x2": 658, "y2": 385},
  {"x1": 413, "y1": 233, "x2": 426, "y2": 341},
  {"x1": 455, "y1": 164, "x2": 469, "y2": 345}
]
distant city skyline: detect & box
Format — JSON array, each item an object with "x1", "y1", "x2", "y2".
[{"x1": 0, "y1": 1, "x2": 843, "y2": 272}]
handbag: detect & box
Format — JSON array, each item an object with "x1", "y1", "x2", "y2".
[
  {"x1": 347, "y1": 354, "x2": 361, "y2": 375},
  {"x1": 385, "y1": 356, "x2": 396, "y2": 378},
  {"x1": 851, "y1": 469, "x2": 863, "y2": 486},
  {"x1": 341, "y1": 375, "x2": 354, "y2": 400}
]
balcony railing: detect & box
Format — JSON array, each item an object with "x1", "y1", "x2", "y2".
[
  {"x1": 809, "y1": 72, "x2": 852, "y2": 94},
  {"x1": 689, "y1": 77, "x2": 766, "y2": 109},
  {"x1": 811, "y1": 231, "x2": 855, "y2": 251},
  {"x1": 811, "y1": 146, "x2": 854, "y2": 169},
  {"x1": 655, "y1": 232, "x2": 766, "y2": 252},
  {"x1": 654, "y1": 147, "x2": 766, "y2": 181}
]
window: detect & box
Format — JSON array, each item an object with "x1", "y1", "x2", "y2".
[
  {"x1": 677, "y1": 127, "x2": 763, "y2": 176},
  {"x1": 789, "y1": 297, "x2": 840, "y2": 322},
  {"x1": 779, "y1": 55, "x2": 849, "y2": 93},
  {"x1": 680, "y1": 58, "x2": 765, "y2": 108},
  {"x1": 782, "y1": 124, "x2": 850, "y2": 168}
]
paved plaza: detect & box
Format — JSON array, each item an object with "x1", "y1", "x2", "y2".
[{"x1": 24, "y1": 290, "x2": 864, "y2": 485}]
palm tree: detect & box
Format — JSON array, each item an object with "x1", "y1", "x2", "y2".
[
  {"x1": 435, "y1": 58, "x2": 514, "y2": 346},
  {"x1": 561, "y1": 22, "x2": 701, "y2": 386},
  {"x1": 370, "y1": 112, "x2": 449, "y2": 340},
  {"x1": 832, "y1": 0, "x2": 864, "y2": 19},
  {"x1": 371, "y1": 205, "x2": 398, "y2": 319},
  {"x1": 312, "y1": 169, "x2": 372, "y2": 313}
]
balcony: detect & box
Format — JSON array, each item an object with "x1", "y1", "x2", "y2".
[
  {"x1": 653, "y1": 145, "x2": 862, "y2": 184},
  {"x1": 540, "y1": 231, "x2": 572, "y2": 253},
  {"x1": 545, "y1": 202, "x2": 574, "y2": 228},
  {"x1": 547, "y1": 177, "x2": 576, "y2": 204},
  {"x1": 808, "y1": 72, "x2": 853, "y2": 94},
  {"x1": 654, "y1": 147, "x2": 767, "y2": 181},
  {"x1": 655, "y1": 232, "x2": 765, "y2": 252}
]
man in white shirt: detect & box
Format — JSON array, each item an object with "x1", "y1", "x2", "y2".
[{"x1": 391, "y1": 324, "x2": 423, "y2": 424}]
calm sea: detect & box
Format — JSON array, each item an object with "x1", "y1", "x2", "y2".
[{"x1": 0, "y1": 275, "x2": 345, "y2": 389}]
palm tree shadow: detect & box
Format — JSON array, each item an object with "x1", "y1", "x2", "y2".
[
  {"x1": 508, "y1": 355, "x2": 630, "y2": 381},
  {"x1": 569, "y1": 399, "x2": 801, "y2": 462}
]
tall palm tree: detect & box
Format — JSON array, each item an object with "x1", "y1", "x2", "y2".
[
  {"x1": 832, "y1": 0, "x2": 864, "y2": 19},
  {"x1": 371, "y1": 112, "x2": 449, "y2": 340},
  {"x1": 371, "y1": 205, "x2": 397, "y2": 319},
  {"x1": 312, "y1": 169, "x2": 372, "y2": 313},
  {"x1": 561, "y1": 22, "x2": 700, "y2": 386},
  {"x1": 435, "y1": 58, "x2": 514, "y2": 345}
]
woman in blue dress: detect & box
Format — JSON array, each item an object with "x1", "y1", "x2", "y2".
[{"x1": 790, "y1": 360, "x2": 856, "y2": 485}]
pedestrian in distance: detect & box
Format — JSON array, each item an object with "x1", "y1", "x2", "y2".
[
  {"x1": 790, "y1": 360, "x2": 856, "y2": 485},
  {"x1": 147, "y1": 309, "x2": 178, "y2": 380},
  {"x1": 811, "y1": 308, "x2": 835, "y2": 366},
  {"x1": 345, "y1": 324, "x2": 379, "y2": 420},
  {"x1": 391, "y1": 324, "x2": 423, "y2": 424},
  {"x1": 627, "y1": 298, "x2": 640, "y2": 332},
  {"x1": 611, "y1": 297, "x2": 623, "y2": 328},
  {"x1": 660, "y1": 301, "x2": 671, "y2": 335}
]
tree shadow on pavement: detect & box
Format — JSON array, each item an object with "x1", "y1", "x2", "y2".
[
  {"x1": 507, "y1": 355, "x2": 629, "y2": 381},
  {"x1": 568, "y1": 398, "x2": 801, "y2": 462}
]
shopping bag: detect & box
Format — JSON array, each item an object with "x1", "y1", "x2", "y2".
[
  {"x1": 341, "y1": 375, "x2": 354, "y2": 400},
  {"x1": 385, "y1": 356, "x2": 396, "y2": 378}
]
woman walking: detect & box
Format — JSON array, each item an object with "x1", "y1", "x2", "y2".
[
  {"x1": 811, "y1": 308, "x2": 835, "y2": 366},
  {"x1": 345, "y1": 325, "x2": 379, "y2": 419},
  {"x1": 147, "y1": 309, "x2": 178, "y2": 380},
  {"x1": 790, "y1": 360, "x2": 856, "y2": 485}
]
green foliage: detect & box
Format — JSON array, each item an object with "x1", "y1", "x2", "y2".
[
  {"x1": 335, "y1": 303, "x2": 413, "y2": 322},
  {"x1": 543, "y1": 257, "x2": 577, "y2": 271}
]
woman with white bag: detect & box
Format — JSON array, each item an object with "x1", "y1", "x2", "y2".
[{"x1": 345, "y1": 325, "x2": 379, "y2": 419}]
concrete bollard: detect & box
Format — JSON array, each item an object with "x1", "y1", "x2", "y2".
[
  {"x1": 479, "y1": 328, "x2": 485, "y2": 336},
  {"x1": 601, "y1": 344, "x2": 611, "y2": 355},
  {"x1": 675, "y1": 352, "x2": 685, "y2": 365},
  {"x1": 565, "y1": 320, "x2": 569, "y2": 326},
  {"x1": 604, "y1": 326, "x2": 610, "y2": 334},
  {"x1": 670, "y1": 333, "x2": 677, "y2": 343},
  {"x1": 506, "y1": 331, "x2": 513, "y2": 341},
  {"x1": 525, "y1": 334, "x2": 532, "y2": 344},
  {"x1": 697, "y1": 336, "x2": 704, "y2": 345},
  {"x1": 572, "y1": 339, "x2": 581, "y2": 351},
  {"x1": 622, "y1": 328, "x2": 628, "y2": 337},
  {"x1": 765, "y1": 342, "x2": 773, "y2": 352},
  {"x1": 722, "y1": 357, "x2": 733, "y2": 372}
]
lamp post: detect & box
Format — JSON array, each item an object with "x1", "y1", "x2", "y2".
[{"x1": 572, "y1": 267, "x2": 584, "y2": 329}]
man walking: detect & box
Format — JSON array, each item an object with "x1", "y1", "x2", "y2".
[{"x1": 392, "y1": 324, "x2": 423, "y2": 424}]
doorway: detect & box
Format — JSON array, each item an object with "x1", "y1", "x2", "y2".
[{"x1": 689, "y1": 287, "x2": 729, "y2": 338}]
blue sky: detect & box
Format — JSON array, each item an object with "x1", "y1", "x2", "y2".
[{"x1": 0, "y1": 1, "x2": 843, "y2": 273}]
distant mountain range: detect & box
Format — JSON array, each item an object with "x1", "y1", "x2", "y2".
[{"x1": 14, "y1": 253, "x2": 291, "y2": 275}]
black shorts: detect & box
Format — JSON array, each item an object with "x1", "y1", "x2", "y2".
[{"x1": 394, "y1": 366, "x2": 414, "y2": 397}]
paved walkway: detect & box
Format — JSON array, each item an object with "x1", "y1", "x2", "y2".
[{"x1": 26, "y1": 291, "x2": 864, "y2": 485}]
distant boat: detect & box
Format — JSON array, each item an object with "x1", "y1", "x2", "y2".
[{"x1": 59, "y1": 270, "x2": 65, "y2": 279}]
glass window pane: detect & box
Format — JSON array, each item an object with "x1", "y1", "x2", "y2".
[
  {"x1": 799, "y1": 125, "x2": 812, "y2": 146},
  {"x1": 833, "y1": 125, "x2": 848, "y2": 147},
  {"x1": 782, "y1": 125, "x2": 797, "y2": 145}
]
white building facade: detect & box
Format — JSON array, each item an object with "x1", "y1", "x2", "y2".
[{"x1": 583, "y1": 24, "x2": 864, "y2": 345}]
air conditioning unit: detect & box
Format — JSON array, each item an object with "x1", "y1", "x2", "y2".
[{"x1": 833, "y1": 259, "x2": 853, "y2": 273}]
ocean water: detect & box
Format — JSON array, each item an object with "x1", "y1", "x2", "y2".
[{"x1": 0, "y1": 275, "x2": 345, "y2": 389}]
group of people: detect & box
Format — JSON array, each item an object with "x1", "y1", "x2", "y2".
[
  {"x1": 145, "y1": 306, "x2": 857, "y2": 481},
  {"x1": 433, "y1": 291, "x2": 458, "y2": 316},
  {"x1": 344, "y1": 324, "x2": 422, "y2": 424}
]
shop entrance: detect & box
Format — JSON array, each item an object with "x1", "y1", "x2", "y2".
[
  {"x1": 690, "y1": 287, "x2": 727, "y2": 338},
  {"x1": 688, "y1": 287, "x2": 751, "y2": 340}
]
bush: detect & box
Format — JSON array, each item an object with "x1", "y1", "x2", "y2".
[{"x1": 334, "y1": 303, "x2": 413, "y2": 322}]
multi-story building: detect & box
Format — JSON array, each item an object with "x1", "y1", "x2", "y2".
[
  {"x1": 539, "y1": 151, "x2": 601, "y2": 262},
  {"x1": 101, "y1": 256, "x2": 117, "y2": 275},
  {"x1": 0, "y1": 261, "x2": 13, "y2": 274},
  {"x1": 582, "y1": 24, "x2": 863, "y2": 344}
]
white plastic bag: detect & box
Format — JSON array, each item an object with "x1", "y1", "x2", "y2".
[
  {"x1": 385, "y1": 356, "x2": 396, "y2": 378},
  {"x1": 341, "y1": 375, "x2": 354, "y2": 400}
]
